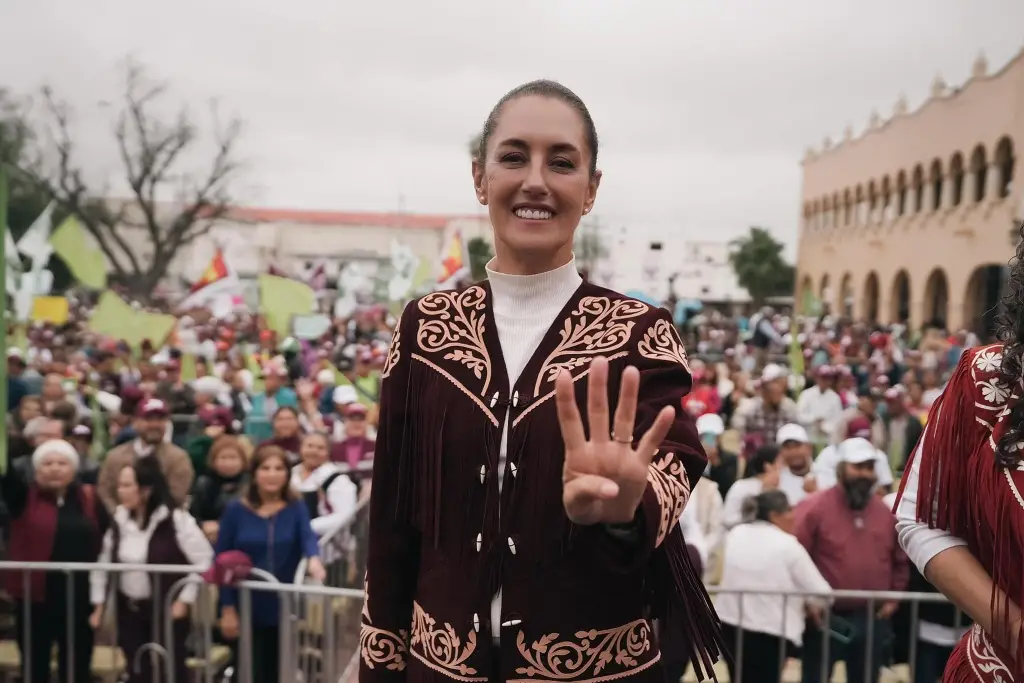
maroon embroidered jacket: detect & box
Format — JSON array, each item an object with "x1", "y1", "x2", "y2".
[
  {"x1": 359, "y1": 281, "x2": 724, "y2": 683},
  {"x1": 895, "y1": 344, "x2": 1022, "y2": 682}
]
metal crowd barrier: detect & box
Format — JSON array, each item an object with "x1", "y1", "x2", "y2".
[{"x1": 701, "y1": 586, "x2": 965, "y2": 683}]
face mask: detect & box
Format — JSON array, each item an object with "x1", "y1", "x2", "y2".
[{"x1": 843, "y1": 476, "x2": 876, "y2": 510}]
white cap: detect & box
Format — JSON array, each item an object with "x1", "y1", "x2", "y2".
[
  {"x1": 776, "y1": 423, "x2": 810, "y2": 445},
  {"x1": 761, "y1": 363, "x2": 787, "y2": 383},
  {"x1": 193, "y1": 376, "x2": 226, "y2": 397},
  {"x1": 695, "y1": 413, "x2": 725, "y2": 436},
  {"x1": 332, "y1": 385, "x2": 358, "y2": 405},
  {"x1": 838, "y1": 437, "x2": 879, "y2": 466},
  {"x1": 7, "y1": 348, "x2": 23, "y2": 359},
  {"x1": 32, "y1": 439, "x2": 80, "y2": 472},
  {"x1": 316, "y1": 369, "x2": 335, "y2": 385}
]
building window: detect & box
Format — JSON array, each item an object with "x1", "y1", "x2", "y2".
[
  {"x1": 995, "y1": 136, "x2": 1015, "y2": 199},
  {"x1": 949, "y1": 153, "x2": 965, "y2": 207},
  {"x1": 911, "y1": 165, "x2": 925, "y2": 213},
  {"x1": 929, "y1": 159, "x2": 943, "y2": 211},
  {"x1": 970, "y1": 144, "x2": 988, "y2": 203},
  {"x1": 896, "y1": 171, "x2": 908, "y2": 216}
]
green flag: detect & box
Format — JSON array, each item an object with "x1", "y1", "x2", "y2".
[{"x1": 50, "y1": 215, "x2": 107, "y2": 289}]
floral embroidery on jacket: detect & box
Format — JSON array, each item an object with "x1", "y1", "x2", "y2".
[
  {"x1": 360, "y1": 576, "x2": 410, "y2": 672},
  {"x1": 966, "y1": 623, "x2": 1013, "y2": 683},
  {"x1": 646, "y1": 452, "x2": 691, "y2": 548},
  {"x1": 533, "y1": 297, "x2": 649, "y2": 395},
  {"x1": 360, "y1": 622, "x2": 410, "y2": 672},
  {"x1": 409, "y1": 602, "x2": 486, "y2": 681},
  {"x1": 511, "y1": 618, "x2": 657, "y2": 682},
  {"x1": 417, "y1": 286, "x2": 493, "y2": 393},
  {"x1": 381, "y1": 313, "x2": 402, "y2": 379},
  {"x1": 637, "y1": 318, "x2": 690, "y2": 373}
]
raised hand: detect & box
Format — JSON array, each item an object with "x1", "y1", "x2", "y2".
[{"x1": 555, "y1": 356, "x2": 676, "y2": 526}]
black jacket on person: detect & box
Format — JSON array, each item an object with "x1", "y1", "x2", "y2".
[{"x1": 189, "y1": 472, "x2": 247, "y2": 524}]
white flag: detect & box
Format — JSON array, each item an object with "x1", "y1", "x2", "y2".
[
  {"x1": 4, "y1": 228, "x2": 21, "y2": 270},
  {"x1": 16, "y1": 201, "x2": 55, "y2": 267}
]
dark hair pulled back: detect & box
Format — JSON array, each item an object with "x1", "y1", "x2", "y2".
[
  {"x1": 740, "y1": 490, "x2": 791, "y2": 524},
  {"x1": 995, "y1": 222, "x2": 1024, "y2": 467},
  {"x1": 476, "y1": 79, "x2": 599, "y2": 176}
]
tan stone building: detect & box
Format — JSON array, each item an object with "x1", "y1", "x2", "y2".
[{"x1": 795, "y1": 49, "x2": 1023, "y2": 335}]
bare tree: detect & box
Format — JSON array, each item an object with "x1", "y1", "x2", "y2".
[{"x1": 31, "y1": 61, "x2": 244, "y2": 298}]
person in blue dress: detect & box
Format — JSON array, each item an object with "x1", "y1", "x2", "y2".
[{"x1": 215, "y1": 444, "x2": 325, "y2": 683}]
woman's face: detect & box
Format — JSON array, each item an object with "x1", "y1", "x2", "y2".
[
  {"x1": 473, "y1": 95, "x2": 600, "y2": 273},
  {"x1": 214, "y1": 448, "x2": 245, "y2": 478},
  {"x1": 18, "y1": 399, "x2": 42, "y2": 424},
  {"x1": 255, "y1": 455, "x2": 288, "y2": 499},
  {"x1": 35, "y1": 453, "x2": 75, "y2": 490},
  {"x1": 273, "y1": 411, "x2": 299, "y2": 437},
  {"x1": 116, "y1": 466, "x2": 143, "y2": 510},
  {"x1": 300, "y1": 435, "x2": 329, "y2": 469}
]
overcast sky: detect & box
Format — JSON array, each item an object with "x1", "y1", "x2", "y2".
[{"x1": 2, "y1": 0, "x2": 1023, "y2": 251}]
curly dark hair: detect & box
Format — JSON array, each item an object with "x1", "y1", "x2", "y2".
[{"x1": 994, "y1": 221, "x2": 1024, "y2": 467}]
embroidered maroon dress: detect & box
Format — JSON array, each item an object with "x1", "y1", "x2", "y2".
[
  {"x1": 359, "y1": 282, "x2": 724, "y2": 683},
  {"x1": 896, "y1": 344, "x2": 1023, "y2": 682}
]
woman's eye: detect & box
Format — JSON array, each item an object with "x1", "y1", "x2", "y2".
[
  {"x1": 500, "y1": 152, "x2": 525, "y2": 163},
  {"x1": 551, "y1": 158, "x2": 575, "y2": 170}
]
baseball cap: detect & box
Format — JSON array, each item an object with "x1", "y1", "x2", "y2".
[
  {"x1": 838, "y1": 437, "x2": 879, "y2": 466},
  {"x1": 846, "y1": 416, "x2": 873, "y2": 439},
  {"x1": 332, "y1": 385, "x2": 358, "y2": 405},
  {"x1": 136, "y1": 398, "x2": 170, "y2": 419},
  {"x1": 776, "y1": 423, "x2": 810, "y2": 445},
  {"x1": 695, "y1": 413, "x2": 725, "y2": 436},
  {"x1": 202, "y1": 550, "x2": 253, "y2": 585},
  {"x1": 344, "y1": 403, "x2": 369, "y2": 418},
  {"x1": 761, "y1": 363, "x2": 787, "y2": 383}
]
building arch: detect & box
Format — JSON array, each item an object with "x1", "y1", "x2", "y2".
[
  {"x1": 964, "y1": 264, "x2": 1007, "y2": 339},
  {"x1": 867, "y1": 180, "x2": 878, "y2": 224},
  {"x1": 929, "y1": 158, "x2": 944, "y2": 211},
  {"x1": 832, "y1": 192, "x2": 841, "y2": 227},
  {"x1": 995, "y1": 136, "x2": 1015, "y2": 199},
  {"x1": 911, "y1": 164, "x2": 925, "y2": 213},
  {"x1": 821, "y1": 196, "x2": 831, "y2": 229},
  {"x1": 923, "y1": 268, "x2": 950, "y2": 326},
  {"x1": 843, "y1": 188, "x2": 852, "y2": 226},
  {"x1": 880, "y1": 175, "x2": 892, "y2": 220},
  {"x1": 862, "y1": 271, "x2": 880, "y2": 322},
  {"x1": 896, "y1": 171, "x2": 908, "y2": 216},
  {"x1": 970, "y1": 144, "x2": 988, "y2": 202},
  {"x1": 854, "y1": 184, "x2": 865, "y2": 225},
  {"x1": 890, "y1": 270, "x2": 911, "y2": 323},
  {"x1": 949, "y1": 152, "x2": 965, "y2": 207},
  {"x1": 839, "y1": 272, "x2": 854, "y2": 318},
  {"x1": 819, "y1": 273, "x2": 831, "y2": 305}
]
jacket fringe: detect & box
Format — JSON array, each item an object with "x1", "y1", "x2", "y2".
[{"x1": 650, "y1": 527, "x2": 727, "y2": 682}]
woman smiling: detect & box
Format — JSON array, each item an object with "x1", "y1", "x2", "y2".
[{"x1": 359, "y1": 81, "x2": 724, "y2": 683}]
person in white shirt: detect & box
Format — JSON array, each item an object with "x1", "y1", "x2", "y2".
[
  {"x1": 775, "y1": 423, "x2": 818, "y2": 506},
  {"x1": 291, "y1": 432, "x2": 358, "y2": 565},
  {"x1": 715, "y1": 490, "x2": 832, "y2": 683},
  {"x1": 90, "y1": 457, "x2": 213, "y2": 683},
  {"x1": 796, "y1": 366, "x2": 844, "y2": 448},
  {"x1": 722, "y1": 444, "x2": 782, "y2": 529},
  {"x1": 813, "y1": 437, "x2": 894, "y2": 494}
]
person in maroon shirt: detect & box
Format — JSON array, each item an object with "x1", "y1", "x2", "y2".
[{"x1": 795, "y1": 438, "x2": 909, "y2": 683}]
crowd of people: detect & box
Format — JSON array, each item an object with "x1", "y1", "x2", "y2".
[
  {"x1": 675, "y1": 311, "x2": 971, "y2": 683},
  {"x1": 2, "y1": 303, "x2": 391, "y2": 683},
  {"x1": 0, "y1": 290, "x2": 973, "y2": 683}
]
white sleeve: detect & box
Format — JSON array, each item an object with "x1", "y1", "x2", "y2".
[
  {"x1": 96, "y1": 391, "x2": 123, "y2": 414},
  {"x1": 874, "y1": 450, "x2": 894, "y2": 488},
  {"x1": 812, "y1": 447, "x2": 839, "y2": 491},
  {"x1": 90, "y1": 528, "x2": 114, "y2": 605},
  {"x1": 172, "y1": 509, "x2": 215, "y2": 603},
  {"x1": 786, "y1": 537, "x2": 833, "y2": 606},
  {"x1": 894, "y1": 428, "x2": 968, "y2": 574},
  {"x1": 310, "y1": 474, "x2": 358, "y2": 536},
  {"x1": 721, "y1": 481, "x2": 750, "y2": 529},
  {"x1": 679, "y1": 504, "x2": 709, "y2": 567},
  {"x1": 796, "y1": 391, "x2": 816, "y2": 427}
]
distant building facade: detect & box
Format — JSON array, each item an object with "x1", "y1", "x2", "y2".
[{"x1": 795, "y1": 49, "x2": 1023, "y2": 334}]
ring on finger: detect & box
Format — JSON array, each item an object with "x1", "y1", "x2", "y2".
[{"x1": 610, "y1": 432, "x2": 633, "y2": 445}]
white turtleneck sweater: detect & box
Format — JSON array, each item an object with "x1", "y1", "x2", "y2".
[{"x1": 485, "y1": 256, "x2": 582, "y2": 642}]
